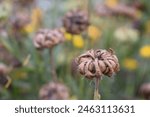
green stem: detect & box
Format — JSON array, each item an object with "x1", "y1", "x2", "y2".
[
  {"x1": 49, "y1": 49, "x2": 57, "y2": 82},
  {"x1": 94, "y1": 77, "x2": 101, "y2": 100}
]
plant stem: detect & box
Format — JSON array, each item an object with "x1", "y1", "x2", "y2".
[
  {"x1": 94, "y1": 77, "x2": 101, "y2": 100},
  {"x1": 49, "y1": 49, "x2": 57, "y2": 82}
]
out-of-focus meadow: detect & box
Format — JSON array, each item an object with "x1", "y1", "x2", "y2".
[{"x1": 0, "y1": 0, "x2": 150, "y2": 100}]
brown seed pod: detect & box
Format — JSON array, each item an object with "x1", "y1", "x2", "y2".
[
  {"x1": 11, "y1": 11, "x2": 30, "y2": 30},
  {"x1": 96, "y1": 3, "x2": 141, "y2": 20},
  {"x1": 33, "y1": 29, "x2": 65, "y2": 50},
  {"x1": 75, "y1": 48, "x2": 119, "y2": 79},
  {"x1": 39, "y1": 82, "x2": 69, "y2": 100},
  {"x1": 13, "y1": 0, "x2": 35, "y2": 7},
  {"x1": 139, "y1": 83, "x2": 150, "y2": 100},
  {"x1": 63, "y1": 9, "x2": 89, "y2": 34}
]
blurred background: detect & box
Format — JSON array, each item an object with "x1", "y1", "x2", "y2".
[{"x1": 0, "y1": 0, "x2": 150, "y2": 100}]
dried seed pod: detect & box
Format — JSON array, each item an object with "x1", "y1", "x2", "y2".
[
  {"x1": 139, "y1": 83, "x2": 150, "y2": 100},
  {"x1": 96, "y1": 4, "x2": 113, "y2": 17},
  {"x1": 63, "y1": 9, "x2": 89, "y2": 34},
  {"x1": 13, "y1": 0, "x2": 35, "y2": 7},
  {"x1": 33, "y1": 29, "x2": 65, "y2": 50},
  {"x1": 39, "y1": 82, "x2": 69, "y2": 100},
  {"x1": 76, "y1": 48, "x2": 119, "y2": 79},
  {"x1": 11, "y1": 11, "x2": 30, "y2": 30},
  {"x1": 96, "y1": 3, "x2": 141, "y2": 20}
]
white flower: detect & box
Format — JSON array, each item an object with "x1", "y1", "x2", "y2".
[{"x1": 114, "y1": 26, "x2": 139, "y2": 42}]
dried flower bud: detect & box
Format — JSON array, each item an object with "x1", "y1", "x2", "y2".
[
  {"x1": 13, "y1": 0, "x2": 35, "y2": 7},
  {"x1": 96, "y1": 3, "x2": 141, "y2": 20},
  {"x1": 39, "y1": 82, "x2": 69, "y2": 100},
  {"x1": 76, "y1": 48, "x2": 119, "y2": 79},
  {"x1": 11, "y1": 11, "x2": 30, "y2": 30},
  {"x1": 139, "y1": 83, "x2": 150, "y2": 100},
  {"x1": 63, "y1": 9, "x2": 89, "y2": 34},
  {"x1": 33, "y1": 29, "x2": 65, "y2": 50}
]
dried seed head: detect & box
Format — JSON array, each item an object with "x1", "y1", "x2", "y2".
[
  {"x1": 13, "y1": 0, "x2": 35, "y2": 7},
  {"x1": 96, "y1": 3, "x2": 141, "y2": 20},
  {"x1": 33, "y1": 29, "x2": 65, "y2": 50},
  {"x1": 139, "y1": 83, "x2": 150, "y2": 100},
  {"x1": 39, "y1": 82, "x2": 69, "y2": 100},
  {"x1": 11, "y1": 12, "x2": 30, "y2": 30},
  {"x1": 63, "y1": 9, "x2": 89, "y2": 34},
  {"x1": 75, "y1": 48, "x2": 120, "y2": 79}
]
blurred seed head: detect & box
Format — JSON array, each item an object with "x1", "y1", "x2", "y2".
[
  {"x1": 11, "y1": 11, "x2": 30, "y2": 31},
  {"x1": 63, "y1": 9, "x2": 89, "y2": 34},
  {"x1": 96, "y1": 3, "x2": 141, "y2": 20},
  {"x1": 39, "y1": 82, "x2": 69, "y2": 100},
  {"x1": 139, "y1": 83, "x2": 150, "y2": 100},
  {"x1": 33, "y1": 29, "x2": 65, "y2": 50},
  {"x1": 13, "y1": 0, "x2": 35, "y2": 7}
]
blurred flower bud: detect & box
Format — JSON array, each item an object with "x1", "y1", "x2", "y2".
[
  {"x1": 33, "y1": 29, "x2": 65, "y2": 50},
  {"x1": 63, "y1": 9, "x2": 89, "y2": 34},
  {"x1": 39, "y1": 82, "x2": 69, "y2": 100},
  {"x1": 139, "y1": 83, "x2": 150, "y2": 100},
  {"x1": 11, "y1": 11, "x2": 30, "y2": 30}
]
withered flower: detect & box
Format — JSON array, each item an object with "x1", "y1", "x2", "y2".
[
  {"x1": 139, "y1": 83, "x2": 150, "y2": 100},
  {"x1": 39, "y1": 82, "x2": 69, "y2": 100},
  {"x1": 76, "y1": 48, "x2": 119, "y2": 79},
  {"x1": 96, "y1": 3, "x2": 141, "y2": 20},
  {"x1": 75, "y1": 48, "x2": 119, "y2": 99},
  {"x1": 33, "y1": 29, "x2": 65, "y2": 50},
  {"x1": 63, "y1": 9, "x2": 89, "y2": 34},
  {"x1": 11, "y1": 11, "x2": 30, "y2": 31}
]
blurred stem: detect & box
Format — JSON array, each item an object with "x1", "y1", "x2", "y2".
[
  {"x1": 49, "y1": 49, "x2": 57, "y2": 82},
  {"x1": 94, "y1": 77, "x2": 101, "y2": 100}
]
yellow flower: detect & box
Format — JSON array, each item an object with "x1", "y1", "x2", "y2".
[
  {"x1": 105, "y1": 0, "x2": 118, "y2": 8},
  {"x1": 23, "y1": 24, "x2": 35, "y2": 33},
  {"x1": 31, "y1": 8, "x2": 42, "y2": 25},
  {"x1": 72, "y1": 35, "x2": 84, "y2": 48},
  {"x1": 88, "y1": 25, "x2": 101, "y2": 40},
  {"x1": 139, "y1": 45, "x2": 150, "y2": 58},
  {"x1": 123, "y1": 58, "x2": 138, "y2": 70},
  {"x1": 64, "y1": 32, "x2": 72, "y2": 41},
  {"x1": 23, "y1": 8, "x2": 42, "y2": 33}
]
